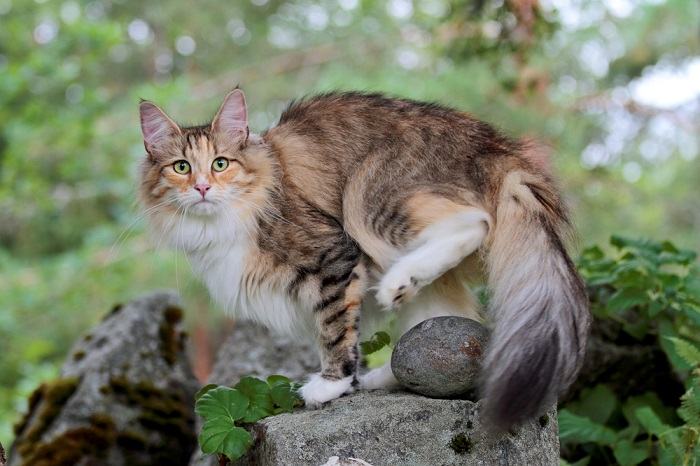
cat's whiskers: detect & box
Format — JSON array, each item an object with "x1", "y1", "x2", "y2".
[{"x1": 107, "y1": 199, "x2": 172, "y2": 263}]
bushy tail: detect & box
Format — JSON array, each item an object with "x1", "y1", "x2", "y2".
[{"x1": 481, "y1": 169, "x2": 590, "y2": 430}]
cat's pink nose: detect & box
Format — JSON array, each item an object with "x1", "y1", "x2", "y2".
[{"x1": 194, "y1": 183, "x2": 211, "y2": 198}]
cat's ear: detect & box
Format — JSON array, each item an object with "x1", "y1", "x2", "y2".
[
  {"x1": 139, "y1": 101, "x2": 181, "y2": 156},
  {"x1": 212, "y1": 89, "x2": 248, "y2": 143}
]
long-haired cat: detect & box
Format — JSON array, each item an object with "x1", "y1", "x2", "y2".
[{"x1": 138, "y1": 89, "x2": 590, "y2": 430}]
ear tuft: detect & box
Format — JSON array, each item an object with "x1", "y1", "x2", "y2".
[
  {"x1": 139, "y1": 101, "x2": 181, "y2": 155},
  {"x1": 212, "y1": 89, "x2": 248, "y2": 141}
]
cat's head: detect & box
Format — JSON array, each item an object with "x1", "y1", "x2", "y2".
[{"x1": 138, "y1": 89, "x2": 274, "y2": 249}]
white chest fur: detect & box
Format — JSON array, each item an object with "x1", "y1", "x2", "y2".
[{"x1": 186, "y1": 232, "x2": 309, "y2": 336}]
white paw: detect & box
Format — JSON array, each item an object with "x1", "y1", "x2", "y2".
[
  {"x1": 300, "y1": 373, "x2": 354, "y2": 408},
  {"x1": 376, "y1": 267, "x2": 422, "y2": 309},
  {"x1": 359, "y1": 364, "x2": 400, "y2": 390}
]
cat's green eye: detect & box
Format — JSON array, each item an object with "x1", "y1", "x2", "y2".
[
  {"x1": 212, "y1": 157, "x2": 229, "y2": 172},
  {"x1": 173, "y1": 160, "x2": 191, "y2": 175}
]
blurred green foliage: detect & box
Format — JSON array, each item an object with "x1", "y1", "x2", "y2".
[
  {"x1": 0, "y1": 0, "x2": 698, "y2": 451},
  {"x1": 561, "y1": 237, "x2": 700, "y2": 465}
]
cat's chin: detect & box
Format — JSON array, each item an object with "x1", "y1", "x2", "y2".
[{"x1": 188, "y1": 201, "x2": 220, "y2": 217}]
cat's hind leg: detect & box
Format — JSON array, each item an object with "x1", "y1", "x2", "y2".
[
  {"x1": 299, "y1": 260, "x2": 368, "y2": 407},
  {"x1": 375, "y1": 200, "x2": 489, "y2": 309}
]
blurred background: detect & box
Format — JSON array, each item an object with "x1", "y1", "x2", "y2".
[{"x1": 0, "y1": 0, "x2": 698, "y2": 454}]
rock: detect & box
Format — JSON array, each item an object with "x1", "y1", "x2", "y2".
[
  {"x1": 206, "y1": 321, "x2": 319, "y2": 385},
  {"x1": 189, "y1": 321, "x2": 319, "y2": 466},
  {"x1": 9, "y1": 291, "x2": 199, "y2": 466},
  {"x1": 236, "y1": 390, "x2": 558, "y2": 466},
  {"x1": 0, "y1": 441, "x2": 5, "y2": 466},
  {"x1": 391, "y1": 316, "x2": 489, "y2": 397}
]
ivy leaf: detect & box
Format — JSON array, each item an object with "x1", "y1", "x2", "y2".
[
  {"x1": 558, "y1": 409, "x2": 617, "y2": 446},
  {"x1": 198, "y1": 422, "x2": 252, "y2": 460},
  {"x1": 268, "y1": 375, "x2": 300, "y2": 413},
  {"x1": 195, "y1": 386, "x2": 249, "y2": 423},
  {"x1": 612, "y1": 439, "x2": 649, "y2": 466},
  {"x1": 360, "y1": 331, "x2": 391, "y2": 355},
  {"x1": 234, "y1": 376, "x2": 273, "y2": 423},
  {"x1": 195, "y1": 384, "x2": 219, "y2": 401}
]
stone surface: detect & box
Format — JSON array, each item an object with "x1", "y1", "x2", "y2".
[
  {"x1": 9, "y1": 291, "x2": 199, "y2": 466},
  {"x1": 189, "y1": 321, "x2": 319, "y2": 466},
  {"x1": 391, "y1": 316, "x2": 489, "y2": 397},
  {"x1": 206, "y1": 321, "x2": 319, "y2": 385},
  {"x1": 236, "y1": 390, "x2": 559, "y2": 466}
]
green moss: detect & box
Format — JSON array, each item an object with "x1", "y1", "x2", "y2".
[
  {"x1": 72, "y1": 350, "x2": 86, "y2": 361},
  {"x1": 20, "y1": 413, "x2": 116, "y2": 466},
  {"x1": 108, "y1": 376, "x2": 195, "y2": 447},
  {"x1": 449, "y1": 433, "x2": 473, "y2": 455},
  {"x1": 159, "y1": 306, "x2": 184, "y2": 365},
  {"x1": 14, "y1": 377, "x2": 80, "y2": 456},
  {"x1": 116, "y1": 430, "x2": 148, "y2": 451}
]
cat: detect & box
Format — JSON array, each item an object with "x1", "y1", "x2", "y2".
[{"x1": 138, "y1": 89, "x2": 590, "y2": 430}]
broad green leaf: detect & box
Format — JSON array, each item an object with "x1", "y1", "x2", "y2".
[
  {"x1": 267, "y1": 375, "x2": 300, "y2": 413},
  {"x1": 634, "y1": 406, "x2": 671, "y2": 437},
  {"x1": 360, "y1": 331, "x2": 391, "y2": 355},
  {"x1": 665, "y1": 337, "x2": 700, "y2": 367},
  {"x1": 622, "y1": 392, "x2": 677, "y2": 429},
  {"x1": 612, "y1": 439, "x2": 649, "y2": 466},
  {"x1": 558, "y1": 409, "x2": 617, "y2": 446},
  {"x1": 607, "y1": 288, "x2": 648, "y2": 314},
  {"x1": 195, "y1": 386, "x2": 249, "y2": 423},
  {"x1": 234, "y1": 376, "x2": 273, "y2": 423},
  {"x1": 198, "y1": 422, "x2": 252, "y2": 460},
  {"x1": 195, "y1": 384, "x2": 219, "y2": 401},
  {"x1": 266, "y1": 375, "x2": 292, "y2": 386},
  {"x1": 567, "y1": 385, "x2": 617, "y2": 424}
]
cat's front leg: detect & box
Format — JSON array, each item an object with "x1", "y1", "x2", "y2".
[{"x1": 299, "y1": 262, "x2": 367, "y2": 408}]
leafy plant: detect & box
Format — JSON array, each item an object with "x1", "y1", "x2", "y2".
[
  {"x1": 560, "y1": 236, "x2": 700, "y2": 465},
  {"x1": 360, "y1": 331, "x2": 391, "y2": 355},
  {"x1": 194, "y1": 375, "x2": 301, "y2": 462}
]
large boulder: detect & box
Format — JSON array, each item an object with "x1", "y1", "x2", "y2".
[
  {"x1": 9, "y1": 291, "x2": 199, "y2": 466},
  {"x1": 236, "y1": 390, "x2": 559, "y2": 466}
]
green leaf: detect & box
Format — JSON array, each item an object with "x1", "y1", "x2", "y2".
[
  {"x1": 558, "y1": 409, "x2": 617, "y2": 446},
  {"x1": 360, "y1": 331, "x2": 391, "y2": 355},
  {"x1": 607, "y1": 288, "x2": 648, "y2": 314},
  {"x1": 195, "y1": 386, "x2": 249, "y2": 423},
  {"x1": 622, "y1": 392, "x2": 676, "y2": 429},
  {"x1": 195, "y1": 384, "x2": 219, "y2": 401},
  {"x1": 567, "y1": 384, "x2": 617, "y2": 424},
  {"x1": 658, "y1": 319, "x2": 693, "y2": 371},
  {"x1": 198, "y1": 423, "x2": 252, "y2": 460},
  {"x1": 665, "y1": 337, "x2": 700, "y2": 367},
  {"x1": 559, "y1": 457, "x2": 590, "y2": 466},
  {"x1": 677, "y1": 378, "x2": 700, "y2": 426},
  {"x1": 612, "y1": 439, "x2": 649, "y2": 466},
  {"x1": 634, "y1": 406, "x2": 671, "y2": 437},
  {"x1": 234, "y1": 376, "x2": 273, "y2": 423},
  {"x1": 267, "y1": 375, "x2": 300, "y2": 413}
]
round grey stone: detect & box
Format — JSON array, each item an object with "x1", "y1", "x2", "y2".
[{"x1": 391, "y1": 316, "x2": 489, "y2": 398}]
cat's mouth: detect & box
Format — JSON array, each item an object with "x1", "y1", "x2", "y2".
[{"x1": 189, "y1": 199, "x2": 218, "y2": 216}]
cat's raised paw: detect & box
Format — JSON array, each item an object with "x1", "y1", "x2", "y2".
[
  {"x1": 376, "y1": 269, "x2": 421, "y2": 309},
  {"x1": 300, "y1": 373, "x2": 354, "y2": 408}
]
